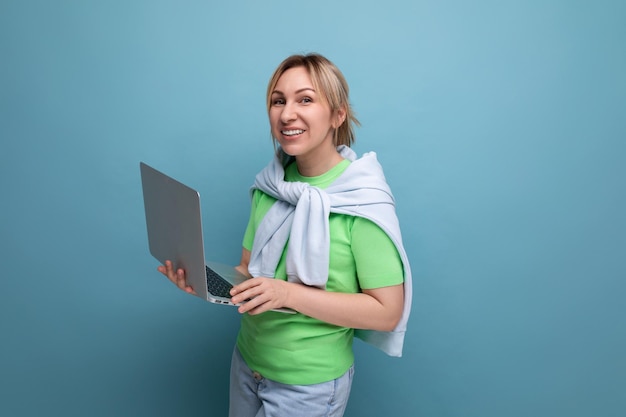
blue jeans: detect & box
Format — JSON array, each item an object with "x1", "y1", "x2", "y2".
[{"x1": 229, "y1": 346, "x2": 354, "y2": 417}]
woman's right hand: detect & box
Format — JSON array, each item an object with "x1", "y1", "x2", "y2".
[{"x1": 157, "y1": 260, "x2": 197, "y2": 295}]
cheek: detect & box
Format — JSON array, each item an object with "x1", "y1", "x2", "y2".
[{"x1": 268, "y1": 112, "x2": 280, "y2": 129}]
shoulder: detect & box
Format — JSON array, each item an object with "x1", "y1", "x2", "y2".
[{"x1": 251, "y1": 188, "x2": 277, "y2": 205}]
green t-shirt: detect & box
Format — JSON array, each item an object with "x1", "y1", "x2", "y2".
[{"x1": 236, "y1": 159, "x2": 404, "y2": 385}]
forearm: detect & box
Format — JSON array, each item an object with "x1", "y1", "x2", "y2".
[
  {"x1": 285, "y1": 283, "x2": 403, "y2": 332},
  {"x1": 232, "y1": 248, "x2": 403, "y2": 331}
]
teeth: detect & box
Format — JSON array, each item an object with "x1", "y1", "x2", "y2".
[{"x1": 282, "y1": 129, "x2": 304, "y2": 136}]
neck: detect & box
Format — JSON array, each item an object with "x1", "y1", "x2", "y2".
[{"x1": 295, "y1": 148, "x2": 344, "y2": 177}]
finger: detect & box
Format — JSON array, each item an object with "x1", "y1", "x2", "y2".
[
  {"x1": 231, "y1": 285, "x2": 265, "y2": 305},
  {"x1": 165, "y1": 260, "x2": 176, "y2": 279},
  {"x1": 157, "y1": 261, "x2": 169, "y2": 276},
  {"x1": 238, "y1": 296, "x2": 265, "y2": 314},
  {"x1": 166, "y1": 262, "x2": 185, "y2": 289},
  {"x1": 242, "y1": 287, "x2": 277, "y2": 314},
  {"x1": 246, "y1": 299, "x2": 273, "y2": 316},
  {"x1": 158, "y1": 261, "x2": 176, "y2": 282},
  {"x1": 231, "y1": 285, "x2": 250, "y2": 300},
  {"x1": 231, "y1": 279, "x2": 256, "y2": 296},
  {"x1": 175, "y1": 268, "x2": 187, "y2": 290}
]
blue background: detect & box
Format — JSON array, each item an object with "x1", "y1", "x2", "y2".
[{"x1": 1, "y1": 1, "x2": 624, "y2": 416}]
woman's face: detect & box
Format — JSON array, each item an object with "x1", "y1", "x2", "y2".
[{"x1": 269, "y1": 66, "x2": 342, "y2": 164}]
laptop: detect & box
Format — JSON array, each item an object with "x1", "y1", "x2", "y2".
[{"x1": 139, "y1": 162, "x2": 294, "y2": 313}]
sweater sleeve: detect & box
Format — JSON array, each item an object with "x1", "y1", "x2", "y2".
[
  {"x1": 243, "y1": 189, "x2": 281, "y2": 251},
  {"x1": 242, "y1": 189, "x2": 262, "y2": 251}
]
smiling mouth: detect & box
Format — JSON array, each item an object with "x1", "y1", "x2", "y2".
[{"x1": 281, "y1": 129, "x2": 304, "y2": 136}]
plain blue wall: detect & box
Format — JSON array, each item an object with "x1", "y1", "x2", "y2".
[{"x1": 1, "y1": 1, "x2": 624, "y2": 416}]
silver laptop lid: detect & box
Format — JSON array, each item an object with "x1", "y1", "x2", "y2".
[{"x1": 140, "y1": 162, "x2": 209, "y2": 300}]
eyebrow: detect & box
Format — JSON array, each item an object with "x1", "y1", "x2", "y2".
[{"x1": 271, "y1": 87, "x2": 316, "y2": 95}]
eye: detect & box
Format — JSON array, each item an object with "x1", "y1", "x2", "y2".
[
  {"x1": 300, "y1": 96, "x2": 313, "y2": 104},
  {"x1": 271, "y1": 97, "x2": 285, "y2": 106}
]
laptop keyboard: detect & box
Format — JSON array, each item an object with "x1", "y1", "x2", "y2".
[{"x1": 206, "y1": 265, "x2": 233, "y2": 298}]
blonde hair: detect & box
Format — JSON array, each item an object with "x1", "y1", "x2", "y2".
[{"x1": 266, "y1": 53, "x2": 360, "y2": 147}]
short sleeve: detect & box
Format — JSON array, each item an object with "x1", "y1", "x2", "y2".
[{"x1": 351, "y1": 217, "x2": 404, "y2": 290}]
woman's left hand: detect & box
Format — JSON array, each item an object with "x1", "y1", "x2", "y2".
[{"x1": 230, "y1": 277, "x2": 291, "y2": 315}]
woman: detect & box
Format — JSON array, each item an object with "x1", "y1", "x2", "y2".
[{"x1": 160, "y1": 53, "x2": 412, "y2": 417}]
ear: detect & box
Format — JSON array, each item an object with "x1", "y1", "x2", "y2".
[{"x1": 332, "y1": 107, "x2": 347, "y2": 129}]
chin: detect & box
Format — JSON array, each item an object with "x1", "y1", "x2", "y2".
[{"x1": 277, "y1": 142, "x2": 302, "y2": 157}]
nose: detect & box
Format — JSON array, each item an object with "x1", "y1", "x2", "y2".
[{"x1": 280, "y1": 102, "x2": 297, "y2": 124}]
